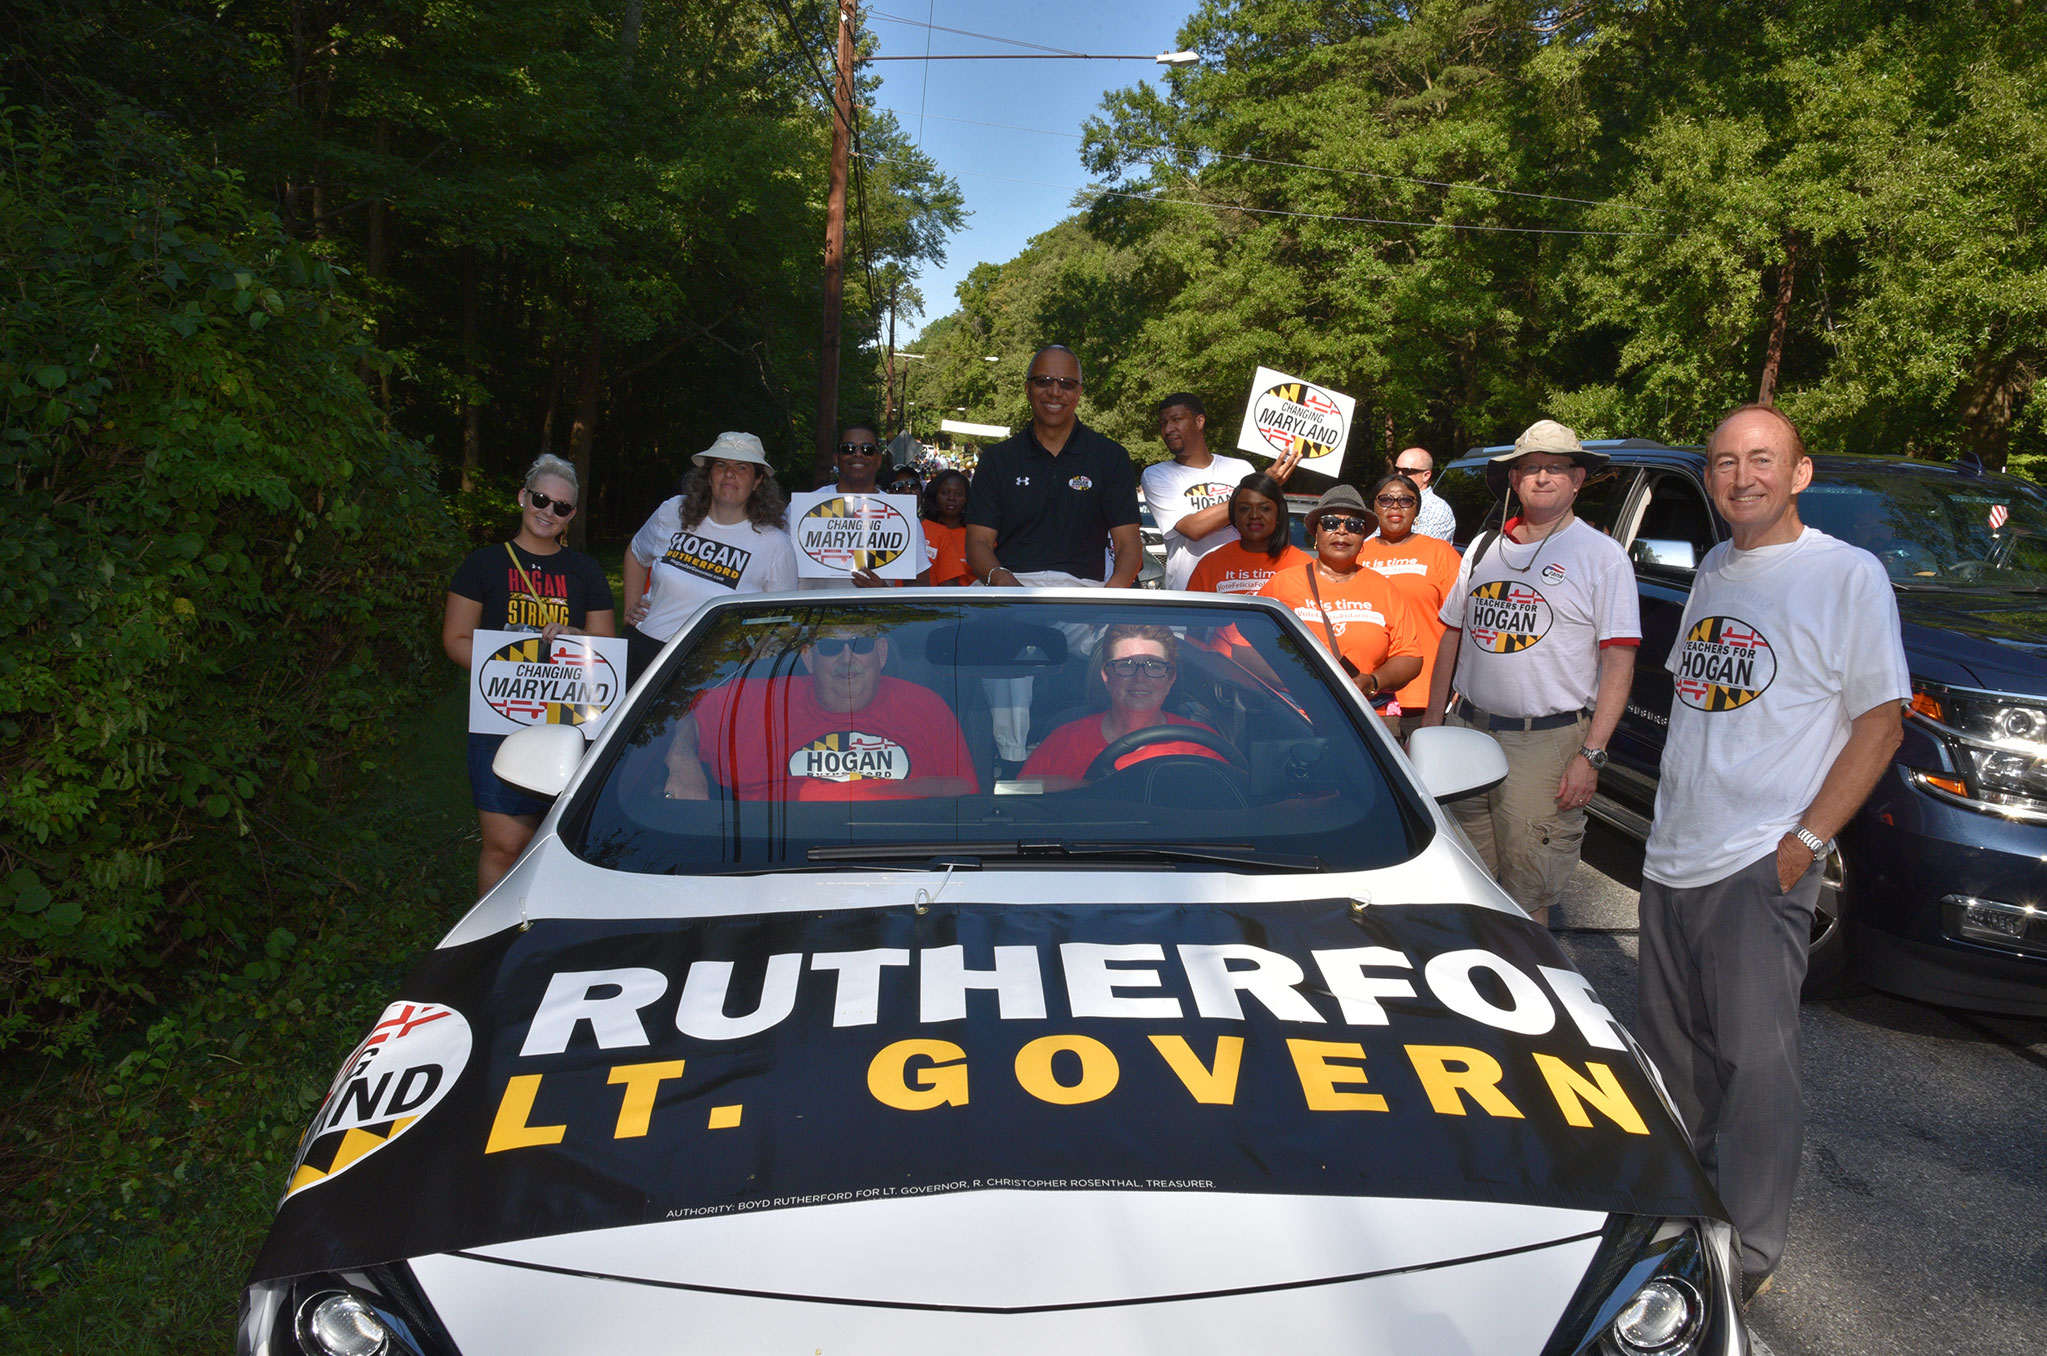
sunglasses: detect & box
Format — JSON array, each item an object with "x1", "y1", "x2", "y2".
[
  {"x1": 1317, "y1": 515, "x2": 1371, "y2": 534},
  {"x1": 1395, "y1": 466, "x2": 1430, "y2": 478},
  {"x1": 526, "y1": 490, "x2": 576, "y2": 517},
  {"x1": 1028, "y1": 375, "x2": 1081, "y2": 391},
  {"x1": 1375, "y1": 495, "x2": 1419, "y2": 509},
  {"x1": 1104, "y1": 657, "x2": 1173, "y2": 678},
  {"x1": 837, "y1": 441, "x2": 881, "y2": 457},
  {"x1": 812, "y1": 635, "x2": 879, "y2": 656}
]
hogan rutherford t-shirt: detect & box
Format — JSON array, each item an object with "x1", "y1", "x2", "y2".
[
  {"x1": 630, "y1": 500, "x2": 797, "y2": 640},
  {"x1": 1142, "y1": 453, "x2": 1255, "y2": 589},
  {"x1": 686, "y1": 675, "x2": 978, "y2": 800}
]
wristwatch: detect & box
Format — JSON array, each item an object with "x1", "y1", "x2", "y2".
[
  {"x1": 1791, "y1": 825, "x2": 1830, "y2": 857},
  {"x1": 1578, "y1": 745, "x2": 1609, "y2": 770}
]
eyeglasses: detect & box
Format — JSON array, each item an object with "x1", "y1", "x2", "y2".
[
  {"x1": 812, "y1": 635, "x2": 879, "y2": 656},
  {"x1": 1104, "y1": 657, "x2": 1173, "y2": 678},
  {"x1": 1317, "y1": 515, "x2": 1371, "y2": 534},
  {"x1": 526, "y1": 491, "x2": 576, "y2": 517},
  {"x1": 1511, "y1": 462, "x2": 1576, "y2": 480},
  {"x1": 837, "y1": 441, "x2": 881, "y2": 457},
  {"x1": 1395, "y1": 465, "x2": 1430, "y2": 478},
  {"x1": 1375, "y1": 495, "x2": 1419, "y2": 509},
  {"x1": 1028, "y1": 375, "x2": 1081, "y2": 391}
]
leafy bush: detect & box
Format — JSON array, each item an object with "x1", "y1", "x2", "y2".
[{"x1": 0, "y1": 104, "x2": 459, "y2": 1054}]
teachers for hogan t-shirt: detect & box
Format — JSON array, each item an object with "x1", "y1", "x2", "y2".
[{"x1": 1142, "y1": 454, "x2": 1256, "y2": 589}]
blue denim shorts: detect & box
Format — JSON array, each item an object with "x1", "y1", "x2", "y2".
[{"x1": 467, "y1": 732, "x2": 551, "y2": 817}]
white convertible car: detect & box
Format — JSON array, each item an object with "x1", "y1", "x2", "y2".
[{"x1": 240, "y1": 590, "x2": 1746, "y2": 1356}]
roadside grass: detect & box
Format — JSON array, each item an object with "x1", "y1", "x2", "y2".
[{"x1": 0, "y1": 676, "x2": 480, "y2": 1353}]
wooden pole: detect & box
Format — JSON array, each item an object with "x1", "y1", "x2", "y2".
[{"x1": 813, "y1": 0, "x2": 856, "y2": 488}]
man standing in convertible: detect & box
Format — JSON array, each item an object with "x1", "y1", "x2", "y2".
[{"x1": 662, "y1": 623, "x2": 977, "y2": 800}]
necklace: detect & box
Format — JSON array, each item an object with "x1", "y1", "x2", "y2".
[{"x1": 1498, "y1": 511, "x2": 1573, "y2": 575}]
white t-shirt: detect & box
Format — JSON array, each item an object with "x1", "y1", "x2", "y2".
[
  {"x1": 1643, "y1": 528, "x2": 1909, "y2": 888},
  {"x1": 1439, "y1": 516, "x2": 1641, "y2": 717},
  {"x1": 630, "y1": 499, "x2": 798, "y2": 639},
  {"x1": 1143, "y1": 454, "x2": 1255, "y2": 590}
]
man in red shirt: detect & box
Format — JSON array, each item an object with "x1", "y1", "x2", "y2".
[{"x1": 662, "y1": 624, "x2": 977, "y2": 800}]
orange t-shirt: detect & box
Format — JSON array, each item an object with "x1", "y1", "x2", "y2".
[
  {"x1": 1355, "y1": 533, "x2": 1461, "y2": 708},
  {"x1": 923, "y1": 519, "x2": 970, "y2": 585},
  {"x1": 1186, "y1": 541, "x2": 1314, "y2": 595},
  {"x1": 1257, "y1": 560, "x2": 1423, "y2": 688}
]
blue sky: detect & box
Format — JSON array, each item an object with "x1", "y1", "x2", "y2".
[{"x1": 862, "y1": 2, "x2": 1201, "y2": 336}]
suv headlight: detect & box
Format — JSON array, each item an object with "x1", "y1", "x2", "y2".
[
  {"x1": 1540, "y1": 1216, "x2": 1743, "y2": 1356},
  {"x1": 1907, "y1": 682, "x2": 2047, "y2": 821}
]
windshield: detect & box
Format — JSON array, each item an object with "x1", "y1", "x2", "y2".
[
  {"x1": 565, "y1": 597, "x2": 1428, "y2": 875},
  {"x1": 1800, "y1": 467, "x2": 2047, "y2": 587}
]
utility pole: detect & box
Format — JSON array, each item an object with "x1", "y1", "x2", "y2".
[{"x1": 813, "y1": 0, "x2": 856, "y2": 488}]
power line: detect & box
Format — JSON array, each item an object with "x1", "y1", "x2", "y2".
[
  {"x1": 769, "y1": 0, "x2": 851, "y2": 130},
  {"x1": 873, "y1": 104, "x2": 1667, "y2": 216},
  {"x1": 868, "y1": 9, "x2": 1088, "y2": 57},
  {"x1": 858, "y1": 149, "x2": 1671, "y2": 237}
]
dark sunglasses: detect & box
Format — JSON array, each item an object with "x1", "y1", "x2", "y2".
[
  {"x1": 1317, "y1": 514, "x2": 1371, "y2": 534},
  {"x1": 526, "y1": 490, "x2": 576, "y2": 516},
  {"x1": 812, "y1": 635, "x2": 879, "y2": 656},
  {"x1": 1104, "y1": 657, "x2": 1173, "y2": 678},
  {"x1": 837, "y1": 441, "x2": 881, "y2": 457},
  {"x1": 1375, "y1": 495, "x2": 1419, "y2": 509},
  {"x1": 1028, "y1": 375, "x2": 1081, "y2": 391}
]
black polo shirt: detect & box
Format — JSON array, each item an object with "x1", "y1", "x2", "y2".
[{"x1": 965, "y1": 422, "x2": 1141, "y2": 579}]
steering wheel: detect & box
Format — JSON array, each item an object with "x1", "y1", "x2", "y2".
[{"x1": 1083, "y1": 723, "x2": 1248, "y2": 781}]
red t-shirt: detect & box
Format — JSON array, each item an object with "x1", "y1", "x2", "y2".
[
  {"x1": 923, "y1": 519, "x2": 971, "y2": 586},
  {"x1": 1258, "y1": 560, "x2": 1424, "y2": 683},
  {"x1": 689, "y1": 675, "x2": 978, "y2": 799},
  {"x1": 1355, "y1": 533, "x2": 1461, "y2": 708},
  {"x1": 1187, "y1": 541, "x2": 1313, "y2": 595},
  {"x1": 1021, "y1": 712, "x2": 1225, "y2": 780}
]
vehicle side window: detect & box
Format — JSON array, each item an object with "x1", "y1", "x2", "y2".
[
  {"x1": 1431, "y1": 464, "x2": 1498, "y2": 549},
  {"x1": 1631, "y1": 473, "x2": 1717, "y2": 571},
  {"x1": 1572, "y1": 466, "x2": 1638, "y2": 535}
]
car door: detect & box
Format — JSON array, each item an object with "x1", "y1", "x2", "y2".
[{"x1": 1607, "y1": 467, "x2": 1723, "y2": 820}]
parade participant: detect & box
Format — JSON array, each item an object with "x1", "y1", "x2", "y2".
[
  {"x1": 1019, "y1": 625, "x2": 1228, "y2": 787},
  {"x1": 623, "y1": 432, "x2": 796, "y2": 675},
  {"x1": 1636, "y1": 404, "x2": 1907, "y2": 1300},
  {"x1": 801, "y1": 424, "x2": 928, "y2": 590},
  {"x1": 1143, "y1": 393, "x2": 1294, "y2": 590},
  {"x1": 662, "y1": 623, "x2": 978, "y2": 801},
  {"x1": 1187, "y1": 472, "x2": 1312, "y2": 595},
  {"x1": 443, "y1": 453, "x2": 616, "y2": 896},
  {"x1": 1356, "y1": 472, "x2": 1462, "y2": 738},
  {"x1": 1258, "y1": 485, "x2": 1423, "y2": 716},
  {"x1": 1422, "y1": 419, "x2": 1639, "y2": 926},
  {"x1": 889, "y1": 465, "x2": 924, "y2": 497},
  {"x1": 1392, "y1": 446, "x2": 1457, "y2": 541},
  {"x1": 921, "y1": 469, "x2": 972, "y2": 585}
]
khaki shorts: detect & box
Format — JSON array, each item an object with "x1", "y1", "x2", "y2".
[{"x1": 1444, "y1": 708, "x2": 1589, "y2": 914}]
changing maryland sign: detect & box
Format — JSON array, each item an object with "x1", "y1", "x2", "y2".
[
  {"x1": 468, "y1": 630, "x2": 630, "y2": 737},
  {"x1": 1236, "y1": 365, "x2": 1358, "y2": 471}
]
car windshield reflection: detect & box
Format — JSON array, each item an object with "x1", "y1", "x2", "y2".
[{"x1": 568, "y1": 597, "x2": 1427, "y2": 875}]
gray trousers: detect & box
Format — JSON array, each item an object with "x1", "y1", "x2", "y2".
[{"x1": 1636, "y1": 850, "x2": 1819, "y2": 1278}]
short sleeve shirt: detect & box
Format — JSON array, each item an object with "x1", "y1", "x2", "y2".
[
  {"x1": 1142, "y1": 454, "x2": 1255, "y2": 589},
  {"x1": 688, "y1": 675, "x2": 978, "y2": 800},
  {"x1": 1644, "y1": 529, "x2": 1909, "y2": 887},
  {"x1": 1259, "y1": 562, "x2": 1424, "y2": 680},
  {"x1": 1187, "y1": 541, "x2": 1314, "y2": 596},
  {"x1": 924, "y1": 520, "x2": 971, "y2": 585},
  {"x1": 965, "y1": 424, "x2": 1141, "y2": 580},
  {"x1": 450, "y1": 542, "x2": 614, "y2": 634},
  {"x1": 1355, "y1": 533, "x2": 1462, "y2": 707},
  {"x1": 1021, "y1": 712, "x2": 1225, "y2": 780},
  {"x1": 630, "y1": 500, "x2": 798, "y2": 639},
  {"x1": 1439, "y1": 518, "x2": 1640, "y2": 718}
]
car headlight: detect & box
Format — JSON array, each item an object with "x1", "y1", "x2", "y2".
[
  {"x1": 239, "y1": 1266, "x2": 457, "y2": 1356},
  {"x1": 1539, "y1": 1216, "x2": 1742, "y2": 1356},
  {"x1": 1907, "y1": 682, "x2": 2047, "y2": 820}
]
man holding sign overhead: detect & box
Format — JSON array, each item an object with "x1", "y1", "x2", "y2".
[{"x1": 1143, "y1": 392, "x2": 1297, "y2": 590}]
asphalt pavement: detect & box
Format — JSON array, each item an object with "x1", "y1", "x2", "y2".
[{"x1": 1553, "y1": 823, "x2": 2047, "y2": 1356}]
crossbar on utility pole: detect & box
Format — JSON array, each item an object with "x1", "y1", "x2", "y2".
[{"x1": 813, "y1": 0, "x2": 857, "y2": 488}]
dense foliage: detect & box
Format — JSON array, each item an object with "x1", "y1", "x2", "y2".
[{"x1": 911, "y1": 0, "x2": 2047, "y2": 477}]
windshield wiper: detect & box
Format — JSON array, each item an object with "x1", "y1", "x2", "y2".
[{"x1": 807, "y1": 840, "x2": 1325, "y2": 871}]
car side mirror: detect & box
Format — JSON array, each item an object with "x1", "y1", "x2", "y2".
[
  {"x1": 1405, "y1": 726, "x2": 1509, "y2": 802},
  {"x1": 492, "y1": 724, "x2": 588, "y2": 799},
  {"x1": 1632, "y1": 537, "x2": 1697, "y2": 570}
]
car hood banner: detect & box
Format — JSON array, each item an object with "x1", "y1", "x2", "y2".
[{"x1": 250, "y1": 901, "x2": 1719, "y2": 1281}]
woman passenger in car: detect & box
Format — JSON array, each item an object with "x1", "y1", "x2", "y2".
[
  {"x1": 1019, "y1": 624, "x2": 1229, "y2": 788},
  {"x1": 1356, "y1": 472, "x2": 1462, "y2": 739}
]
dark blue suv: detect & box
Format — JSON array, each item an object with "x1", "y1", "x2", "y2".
[{"x1": 1434, "y1": 441, "x2": 2047, "y2": 1016}]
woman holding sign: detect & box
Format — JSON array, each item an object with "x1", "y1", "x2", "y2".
[
  {"x1": 622, "y1": 432, "x2": 797, "y2": 672},
  {"x1": 444, "y1": 454, "x2": 616, "y2": 897}
]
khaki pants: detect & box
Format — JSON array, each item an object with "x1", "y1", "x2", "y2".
[{"x1": 1445, "y1": 708, "x2": 1589, "y2": 915}]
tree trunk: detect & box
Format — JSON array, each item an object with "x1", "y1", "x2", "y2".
[
  {"x1": 1758, "y1": 230, "x2": 1801, "y2": 406},
  {"x1": 566, "y1": 297, "x2": 604, "y2": 550},
  {"x1": 460, "y1": 243, "x2": 482, "y2": 492},
  {"x1": 1958, "y1": 354, "x2": 2032, "y2": 475}
]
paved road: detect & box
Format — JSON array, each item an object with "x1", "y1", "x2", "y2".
[{"x1": 1553, "y1": 823, "x2": 2047, "y2": 1356}]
